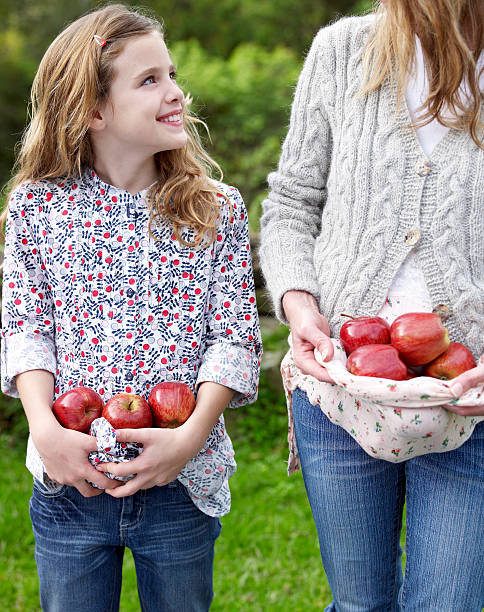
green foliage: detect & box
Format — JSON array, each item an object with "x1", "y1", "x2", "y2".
[
  {"x1": 0, "y1": 0, "x2": 373, "y2": 206},
  {"x1": 172, "y1": 40, "x2": 300, "y2": 228},
  {"x1": 0, "y1": 440, "x2": 39, "y2": 611},
  {"x1": 0, "y1": 29, "x2": 36, "y2": 187},
  {"x1": 225, "y1": 368, "x2": 287, "y2": 454},
  {"x1": 0, "y1": 0, "x2": 375, "y2": 62},
  {"x1": 224, "y1": 321, "x2": 289, "y2": 453},
  {"x1": 0, "y1": 396, "x2": 27, "y2": 440}
]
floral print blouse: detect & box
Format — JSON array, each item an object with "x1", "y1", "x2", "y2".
[{"x1": 1, "y1": 169, "x2": 262, "y2": 517}]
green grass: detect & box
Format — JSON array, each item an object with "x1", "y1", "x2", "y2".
[
  {"x1": 0, "y1": 437, "x2": 40, "y2": 611},
  {"x1": 211, "y1": 447, "x2": 331, "y2": 611},
  {"x1": 0, "y1": 435, "x2": 331, "y2": 611},
  {"x1": 0, "y1": 431, "x2": 407, "y2": 612}
]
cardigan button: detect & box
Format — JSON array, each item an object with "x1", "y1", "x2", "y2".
[
  {"x1": 404, "y1": 227, "x2": 421, "y2": 246},
  {"x1": 432, "y1": 304, "x2": 451, "y2": 321},
  {"x1": 415, "y1": 158, "x2": 431, "y2": 176}
]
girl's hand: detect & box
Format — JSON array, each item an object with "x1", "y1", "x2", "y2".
[
  {"x1": 32, "y1": 422, "x2": 124, "y2": 497},
  {"x1": 16, "y1": 369, "x2": 123, "y2": 497},
  {"x1": 445, "y1": 355, "x2": 484, "y2": 416},
  {"x1": 282, "y1": 290, "x2": 335, "y2": 383},
  {"x1": 98, "y1": 381, "x2": 234, "y2": 498},
  {"x1": 97, "y1": 426, "x2": 199, "y2": 497}
]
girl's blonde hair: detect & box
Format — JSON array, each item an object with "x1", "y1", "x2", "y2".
[
  {"x1": 3, "y1": 3, "x2": 226, "y2": 246},
  {"x1": 362, "y1": 0, "x2": 483, "y2": 147}
]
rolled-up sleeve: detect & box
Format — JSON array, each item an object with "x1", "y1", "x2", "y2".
[
  {"x1": 197, "y1": 187, "x2": 262, "y2": 408},
  {"x1": 1, "y1": 188, "x2": 56, "y2": 397}
]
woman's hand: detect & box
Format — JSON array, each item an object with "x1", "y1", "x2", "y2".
[
  {"x1": 282, "y1": 290, "x2": 335, "y2": 383},
  {"x1": 446, "y1": 354, "x2": 484, "y2": 416},
  {"x1": 32, "y1": 420, "x2": 124, "y2": 497}
]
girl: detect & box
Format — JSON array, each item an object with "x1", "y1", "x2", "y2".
[
  {"x1": 260, "y1": 0, "x2": 483, "y2": 610},
  {"x1": 1, "y1": 4, "x2": 261, "y2": 611}
]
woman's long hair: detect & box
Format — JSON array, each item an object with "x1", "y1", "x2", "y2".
[
  {"x1": 362, "y1": 0, "x2": 484, "y2": 147},
  {"x1": 3, "y1": 3, "x2": 226, "y2": 246}
]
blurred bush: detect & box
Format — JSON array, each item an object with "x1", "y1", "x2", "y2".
[{"x1": 171, "y1": 40, "x2": 300, "y2": 231}]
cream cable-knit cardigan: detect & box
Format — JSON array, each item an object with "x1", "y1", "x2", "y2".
[{"x1": 259, "y1": 15, "x2": 484, "y2": 359}]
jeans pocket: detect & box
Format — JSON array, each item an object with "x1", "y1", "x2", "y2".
[
  {"x1": 33, "y1": 475, "x2": 67, "y2": 497},
  {"x1": 174, "y1": 479, "x2": 194, "y2": 502},
  {"x1": 292, "y1": 388, "x2": 309, "y2": 401},
  {"x1": 292, "y1": 387, "x2": 323, "y2": 428}
]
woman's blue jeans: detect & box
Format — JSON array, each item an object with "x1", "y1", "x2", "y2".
[
  {"x1": 292, "y1": 388, "x2": 484, "y2": 612},
  {"x1": 29, "y1": 478, "x2": 221, "y2": 612}
]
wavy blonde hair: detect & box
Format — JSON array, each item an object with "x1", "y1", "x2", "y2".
[
  {"x1": 362, "y1": 0, "x2": 484, "y2": 147},
  {"x1": 3, "y1": 3, "x2": 227, "y2": 246}
]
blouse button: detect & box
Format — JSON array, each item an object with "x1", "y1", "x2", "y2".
[
  {"x1": 415, "y1": 158, "x2": 431, "y2": 176},
  {"x1": 404, "y1": 227, "x2": 421, "y2": 246},
  {"x1": 126, "y1": 288, "x2": 135, "y2": 298},
  {"x1": 432, "y1": 304, "x2": 451, "y2": 321},
  {"x1": 125, "y1": 372, "x2": 134, "y2": 381}
]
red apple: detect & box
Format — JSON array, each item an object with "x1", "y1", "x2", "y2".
[
  {"x1": 148, "y1": 381, "x2": 196, "y2": 428},
  {"x1": 390, "y1": 312, "x2": 450, "y2": 366},
  {"x1": 422, "y1": 342, "x2": 476, "y2": 380},
  {"x1": 52, "y1": 386, "x2": 104, "y2": 433},
  {"x1": 340, "y1": 314, "x2": 391, "y2": 355},
  {"x1": 102, "y1": 393, "x2": 152, "y2": 429},
  {"x1": 346, "y1": 344, "x2": 408, "y2": 380}
]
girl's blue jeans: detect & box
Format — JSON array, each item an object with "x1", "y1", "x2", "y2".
[
  {"x1": 29, "y1": 478, "x2": 221, "y2": 612},
  {"x1": 292, "y1": 388, "x2": 484, "y2": 612}
]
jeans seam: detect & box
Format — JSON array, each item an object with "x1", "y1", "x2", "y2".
[
  {"x1": 401, "y1": 521, "x2": 408, "y2": 611},
  {"x1": 109, "y1": 551, "x2": 121, "y2": 612},
  {"x1": 389, "y1": 468, "x2": 405, "y2": 611}
]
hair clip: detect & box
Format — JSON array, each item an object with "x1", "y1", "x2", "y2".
[{"x1": 93, "y1": 35, "x2": 107, "y2": 47}]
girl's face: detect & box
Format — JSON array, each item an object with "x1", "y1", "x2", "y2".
[{"x1": 96, "y1": 31, "x2": 187, "y2": 156}]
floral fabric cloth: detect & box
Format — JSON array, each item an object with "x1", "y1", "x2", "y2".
[
  {"x1": 89, "y1": 417, "x2": 143, "y2": 486},
  {"x1": 1, "y1": 169, "x2": 262, "y2": 517},
  {"x1": 283, "y1": 289, "x2": 483, "y2": 472}
]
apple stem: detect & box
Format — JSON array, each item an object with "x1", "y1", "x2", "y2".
[{"x1": 340, "y1": 313, "x2": 355, "y2": 320}]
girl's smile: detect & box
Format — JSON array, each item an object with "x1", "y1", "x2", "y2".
[{"x1": 157, "y1": 110, "x2": 184, "y2": 126}]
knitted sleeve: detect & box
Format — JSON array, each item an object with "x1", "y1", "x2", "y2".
[{"x1": 259, "y1": 25, "x2": 336, "y2": 322}]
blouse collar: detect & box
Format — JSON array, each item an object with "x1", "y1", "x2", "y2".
[{"x1": 85, "y1": 167, "x2": 156, "y2": 199}]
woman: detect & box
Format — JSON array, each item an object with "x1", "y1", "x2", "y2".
[{"x1": 260, "y1": 0, "x2": 483, "y2": 609}]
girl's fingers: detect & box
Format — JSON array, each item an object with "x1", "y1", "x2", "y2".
[
  {"x1": 105, "y1": 479, "x2": 140, "y2": 498},
  {"x1": 85, "y1": 462, "x2": 125, "y2": 488},
  {"x1": 114, "y1": 428, "x2": 150, "y2": 444},
  {"x1": 104, "y1": 472, "x2": 160, "y2": 498},
  {"x1": 75, "y1": 479, "x2": 104, "y2": 498},
  {"x1": 96, "y1": 458, "x2": 143, "y2": 478},
  {"x1": 84, "y1": 435, "x2": 102, "y2": 453}
]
